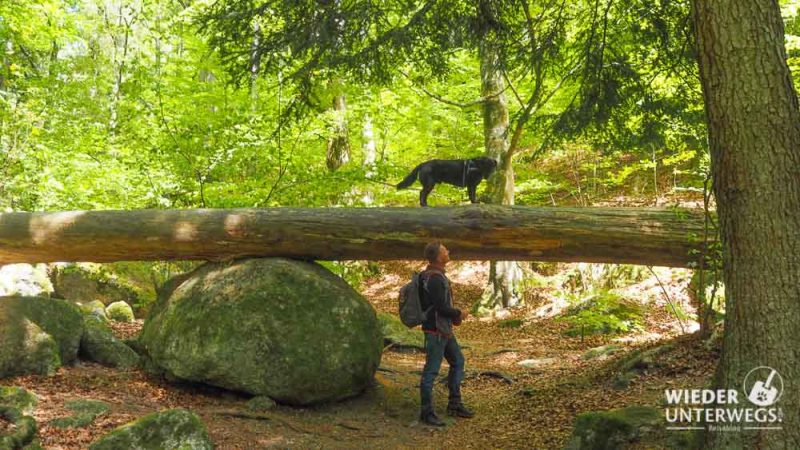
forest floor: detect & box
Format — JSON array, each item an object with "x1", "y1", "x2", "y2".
[{"x1": 6, "y1": 260, "x2": 719, "y2": 449}]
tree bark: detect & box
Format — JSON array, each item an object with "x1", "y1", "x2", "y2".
[
  {"x1": 326, "y1": 93, "x2": 350, "y2": 171},
  {"x1": 479, "y1": 30, "x2": 522, "y2": 310},
  {"x1": 693, "y1": 0, "x2": 800, "y2": 447},
  {"x1": 0, "y1": 206, "x2": 708, "y2": 266}
]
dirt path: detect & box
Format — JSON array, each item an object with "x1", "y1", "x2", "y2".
[{"x1": 4, "y1": 262, "x2": 717, "y2": 449}]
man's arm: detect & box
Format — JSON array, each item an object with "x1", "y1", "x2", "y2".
[{"x1": 425, "y1": 275, "x2": 461, "y2": 318}]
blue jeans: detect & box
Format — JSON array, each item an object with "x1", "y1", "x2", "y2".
[{"x1": 420, "y1": 333, "x2": 465, "y2": 415}]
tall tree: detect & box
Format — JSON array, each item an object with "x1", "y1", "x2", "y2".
[
  {"x1": 476, "y1": 4, "x2": 521, "y2": 308},
  {"x1": 693, "y1": 0, "x2": 800, "y2": 447},
  {"x1": 199, "y1": 0, "x2": 573, "y2": 310}
]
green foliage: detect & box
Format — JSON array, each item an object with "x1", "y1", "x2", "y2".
[
  {"x1": 318, "y1": 261, "x2": 381, "y2": 289},
  {"x1": 561, "y1": 264, "x2": 648, "y2": 294},
  {"x1": 560, "y1": 291, "x2": 645, "y2": 338},
  {"x1": 3, "y1": 1, "x2": 797, "y2": 216}
]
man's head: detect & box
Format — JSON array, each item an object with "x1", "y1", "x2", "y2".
[{"x1": 424, "y1": 242, "x2": 450, "y2": 265}]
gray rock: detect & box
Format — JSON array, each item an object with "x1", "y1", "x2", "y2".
[
  {"x1": 582, "y1": 345, "x2": 622, "y2": 360},
  {"x1": 140, "y1": 258, "x2": 383, "y2": 406},
  {"x1": 0, "y1": 297, "x2": 84, "y2": 378},
  {"x1": 0, "y1": 264, "x2": 53, "y2": 297},
  {"x1": 88, "y1": 408, "x2": 212, "y2": 450},
  {"x1": 79, "y1": 315, "x2": 139, "y2": 369},
  {"x1": 517, "y1": 358, "x2": 557, "y2": 368},
  {"x1": 564, "y1": 405, "x2": 693, "y2": 450}
]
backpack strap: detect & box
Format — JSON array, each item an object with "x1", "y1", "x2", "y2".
[{"x1": 421, "y1": 269, "x2": 447, "y2": 292}]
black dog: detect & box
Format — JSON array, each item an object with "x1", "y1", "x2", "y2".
[{"x1": 396, "y1": 156, "x2": 498, "y2": 206}]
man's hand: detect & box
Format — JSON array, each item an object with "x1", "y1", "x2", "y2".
[{"x1": 453, "y1": 310, "x2": 468, "y2": 326}]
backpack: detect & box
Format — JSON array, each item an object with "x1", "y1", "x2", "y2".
[{"x1": 398, "y1": 270, "x2": 439, "y2": 328}]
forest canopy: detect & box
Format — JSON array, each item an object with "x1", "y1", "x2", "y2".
[{"x1": 6, "y1": 0, "x2": 788, "y2": 211}]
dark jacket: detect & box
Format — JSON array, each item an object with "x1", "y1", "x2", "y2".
[{"x1": 420, "y1": 268, "x2": 461, "y2": 335}]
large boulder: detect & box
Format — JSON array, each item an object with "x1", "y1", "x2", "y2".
[
  {"x1": 0, "y1": 297, "x2": 84, "y2": 378},
  {"x1": 50, "y1": 263, "x2": 142, "y2": 307},
  {"x1": 140, "y1": 258, "x2": 382, "y2": 405},
  {"x1": 88, "y1": 408, "x2": 212, "y2": 450},
  {"x1": 0, "y1": 264, "x2": 52, "y2": 297},
  {"x1": 79, "y1": 316, "x2": 139, "y2": 369}
]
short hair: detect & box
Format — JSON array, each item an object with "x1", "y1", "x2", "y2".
[{"x1": 424, "y1": 242, "x2": 442, "y2": 263}]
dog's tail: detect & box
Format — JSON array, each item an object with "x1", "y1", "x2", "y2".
[{"x1": 396, "y1": 165, "x2": 421, "y2": 190}]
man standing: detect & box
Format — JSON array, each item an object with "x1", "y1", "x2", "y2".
[{"x1": 419, "y1": 242, "x2": 474, "y2": 426}]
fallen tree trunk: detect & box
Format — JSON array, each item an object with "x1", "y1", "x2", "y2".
[{"x1": 0, "y1": 205, "x2": 710, "y2": 267}]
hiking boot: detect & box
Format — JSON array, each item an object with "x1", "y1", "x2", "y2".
[
  {"x1": 420, "y1": 412, "x2": 446, "y2": 427},
  {"x1": 447, "y1": 403, "x2": 474, "y2": 418}
]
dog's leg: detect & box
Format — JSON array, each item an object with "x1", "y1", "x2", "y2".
[
  {"x1": 420, "y1": 184, "x2": 434, "y2": 207},
  {"x1": 467, "y1": 183, "x2": 478, "y2": 203}
]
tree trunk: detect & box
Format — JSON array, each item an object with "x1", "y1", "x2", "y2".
[
  {"x1": 478, "y1": 34, "x2": 522, "y2": 310},
  {"x1": 0, "y1": 206, "x2": 708, "y2": 266},
  {"x1": 361, "y1": 114, "x2": 376, "y2": 204},
  {"x1": 249, "y1": 22, "x2": 262, "y2": 109},
  {"x1": 326, "y1": 92, "x2": 350, "y2": 171},
  {"x1": 693, "y1": 0, "x2": 800, "y2": 447}
]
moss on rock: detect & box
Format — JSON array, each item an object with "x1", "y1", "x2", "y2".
[
  {"x1": 140, "y1": 258, "x2": 383, "y2": 406},
  {"x1": 246, "y1": 396, "x2": 276, "y2": 412},
  {"x1": 0, "y1": 405, "x2": 37, "y2": 450},
  {"x1": 88, "y1": 408, "x2": 212, "y2": 450},
  {"x1": 51, "y1": 399, "x2": 110, "y2": 429},
  {"x1": 565, "y1": 405, "x2": 663, "y2": 450},
  {"x1": 0, "y1": 386, "x2": 38, "y2": 416},
  {"x1": 79, "y1": 316, "x2": 139, "y2": 369},
  {"x1": 0, "y1": 297, "x2": 84, "y2": 378},
  {"x1": 0, "y1": 387, "x2": 38, "y2": 449},
  {"x1": 50, "y1": 263, "x2": 141, "y2": 305},
  {"x1": 105, "y1": 301, "x2": 134, "y2": 322},
  {"x1": 79, "y1": 300, "x2": 109, "y2": 324}
]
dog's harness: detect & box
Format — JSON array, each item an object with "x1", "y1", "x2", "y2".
[{"x1": 462, "y1": 159, "x2": 475, "y2": 187}]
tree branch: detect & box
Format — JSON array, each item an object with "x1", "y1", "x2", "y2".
[{"x1": 401, "y1": 71, "x2": 510, "y2": 108}]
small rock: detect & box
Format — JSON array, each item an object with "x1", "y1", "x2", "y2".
[
  {"x1": 246, "y1": 396, "x2": 277, "y2": 412},
  {"x1": 517, "y1": 358, "x2": 556, "y2": 368},
  {"x1": 106, "y1": 301, "x2": 134, "y2": 323},
  {"x1": 583, "y1": 345, "x2": 622, "y2": 360}
]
